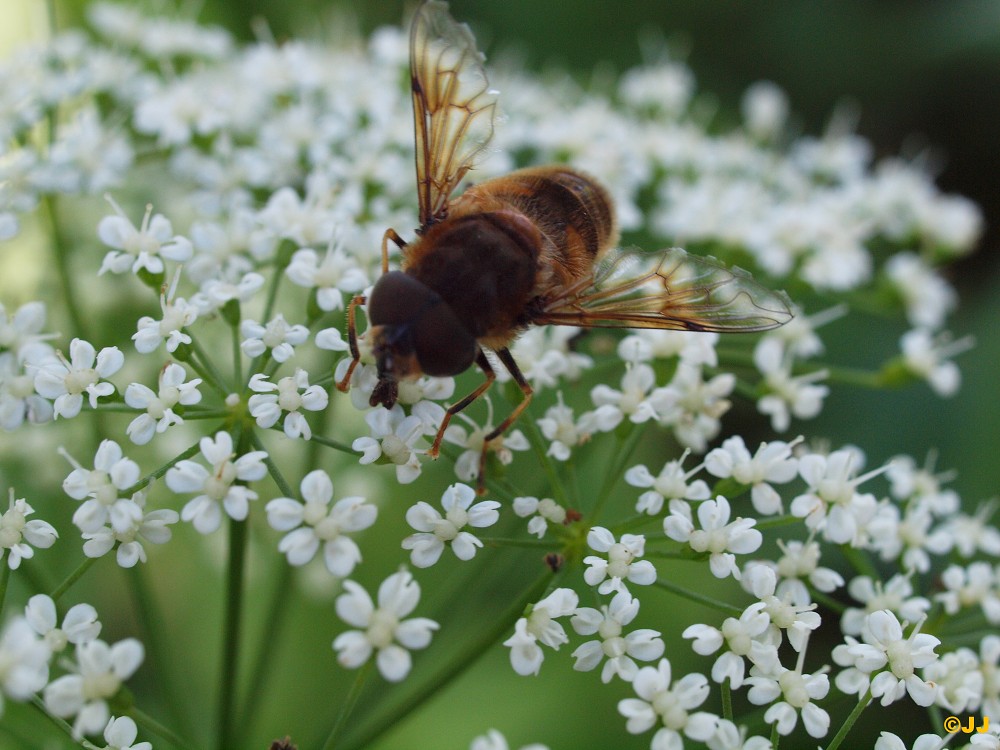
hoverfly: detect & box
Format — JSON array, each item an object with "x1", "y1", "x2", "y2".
[{"x1": 337, "y1": 1, "x2": 792, "y2": 491}]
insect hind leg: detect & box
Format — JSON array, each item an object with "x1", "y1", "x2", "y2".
[
  {"x1": 381, "y1": 228, "x2": 407, "y2": 274},
  {"x1": 429, "y1": 349, "x2": 496, "y2": 459},
  {"x1": 476, "y1": 347, "x2": 533, "y2": 495},
  {"x1": 335, "y1": 294, "x2": 367, "y2": 392}
]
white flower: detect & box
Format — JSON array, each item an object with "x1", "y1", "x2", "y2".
[
  {"x1": 704, "y1": 435, "x2": 800, "y2": 516},
  {"x1": 165, "y1": 430, "x2": 268, "y2": 534},
  {"x1": 285, "y1": 243, "x2": 368, "y2": 312},
  {"x1": 923, "y1": 647, "x2": 984, "y2": 714},
  {"x1": 625, "y1": 450, "x2": 711, "y2": 515},
  {"x1": 899, "y1": 328, "x2": 973, "y2": 397},
  {"x1": 768, "y1": 539, "x2": 844, "y2": 607},
  {"x1": 512, "y1": 496, "x2": 567, "y2": 538},
  {"x1": 536, "y1": 392, "x2": 617, "y2": 461},
  {"x1": 583, "y1": 528, "x2": 657, "y2": 595},
  {"x1": 62, "y1": 440, "x2": 142, "y2": 534},
  {"x1": 124, "y1": 363, "x2": 202, "y2": 444},
  {"x1": 0, "y1": 617, "x2": 51, "y2": 709},
  {"x1": 617, "y1": 658, "x2": 718, "y2": 748},
  {"x1": 501, "y1": 327, "x2": 592, "y2": 391},
  {"x1": 866, "y1": 500, "x2": 952, "y2": 573},
  {"x1": 682, "y1": 602, "x2": 773, "y2": 688},
  {"x1": 789, "y1": 448, "x2": 884, "y2": 545},
  {"x1": 753, "y1": 338, "x2": 828, "y2": 431},
  {"x1": 742, "y1": 80, "x2": 789, "y2": 141},
  {"x1": 746, "y1": 662, "x2": 830, "y2": 738},
  {"x1": 351, "y1": 405, "x2": 426, "y2": 484},
  {"x1": 650, "y1": 363, "x2": 735, "y2": 452},
  {"x1": 132, "y1": 277, "x2": 198, "y2": 354},
  {"x1": 25, "y1": 594, "x2": 101, "y2": 653},
  {"x1": 248, "y1": 369, "x2": 328, "y2": 440},
  {"x1": 43, "y1": 637, "x2": 145, "y2": 739},
  {"x1": 590, "y1": 363, "x2": 660, "y2": 424},
  {"x1": 81, "y1": 490, "x2": 179, "y2": 567},
  {"x1": 743, "y1": 565, "x2": 821, "y2": 654},
  {"x1": 935, "y1": 562, "x2": 1000, "y2": 623},
  {"x1": 571, "y1": 591, "x2": 665, "y2": 683},
  {"x1": 885, "y1": 252, "x2": 956, "y2": 329},
  {"x1": 875, "y1": 732, "x2": 950, "y2": 750},
  {"x1": 841, "y1": 573, "x2": 931, "y2": 637},
  {"x1": 240, "y1": 314, "x2": 310, "y2": 362},
  {"x1": 32, "y1": 338, "x2": 124, "y2": 419},
  {"x1": 97, "y1": 200, "x2": 192, "y2": 276},
  {"x1": 402, "y1": 483, "x2": 500, "y2": 568},
  {"x1": 333, "y1": 569, "x2": 438, "y2": 682},
  {"x1": 191, "y1": 271, "x2": 265, "y2": 315},
  {"x1": 443, "y1": 404, "x2": 528, "y2": 482},
  {"x1": 503, "y1": 588, "x2": 579, "y2": 676},
  {"x1": 663, "y1": 496, "x2": 762, "y2": 579},
  {"x1": 102, "y1": 715, "x2": 152, "y2": 750},
  {"x1": 0, "y1": 493, "x2": 58, "y2": 569},
  {"x1": 265, "y1": 469, "x2": 376, "y2": 576},
  {"x1": 833, "y1": 610, "x2": 939, "y2": 706}
]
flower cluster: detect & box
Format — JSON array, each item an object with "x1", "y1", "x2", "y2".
[{"x1": 0, "y1": 3, "x2": 990, "y2": 749}]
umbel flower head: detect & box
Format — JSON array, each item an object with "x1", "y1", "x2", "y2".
[{"x1": 0, "y1": 2, "x2": 988, "y2": 748}]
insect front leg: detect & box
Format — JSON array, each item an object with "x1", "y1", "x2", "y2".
[
  {"x1": 476, "y1": 347, "x2": 534, "y2": 495},
  {"x1": 381, "y1": 228, "x2": 407, "y2": 274},
  {"x1": 429, "y1": 349, "x2": 496, "y2": 459},
  {"x1": 335, "y1": 294, "x2": 367, "y2": 392}
]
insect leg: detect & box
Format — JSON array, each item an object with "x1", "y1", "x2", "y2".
[
  {"x1": 477, "y1": 347, "x2": 534, "y2": 494},
  {"x1": 335, "y1": 294, "x2": 367, "y2": 392},
  {"x1": 381, "y1": 228, "x2": 407, "y2": 274},
  {"x1": 428, "y1": 349, "x2": 496, "y2": 458}
]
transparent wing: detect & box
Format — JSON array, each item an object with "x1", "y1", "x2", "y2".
[
  {"x1": 410, "y1": 1, "x2": 498, "y2": 228},
  {"x1": 534, "y1": 248, "x2": 793, "y2": 332}
]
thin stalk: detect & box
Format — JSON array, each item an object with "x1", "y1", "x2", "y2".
[
  {"x1": 42, "y1": 195, "x2": 89, "y2": 342},
  {"x1": 216, "y1": 513, "x2": 249, "y2": 750},
  {"x1": 50, "y1": 556, "x2": 99, "y2": 602},
  {"x1": 824, "y1": 689, "x2": 872, "y2": 750},
  {"x1": 188, "y1": 336, "x2": 231, "y2": 396},
  {"x1": 518, "y1": 405, "x2": 570, "y2": 507},
  {"x1": 654, "y1": 577, "x2": 743, "y2": 617},
  {"x1": 591, "y1": 423, "x2": 648, "y2": 520},
  {"x1": 721, "y1": 678, "x2": 733, "y2": 722},
  {"x1": 132, "y1": 705, "x2": 198, "y2": 750},
  {"x1": 320, "y1": 661, "x2": 374, "y2": 750},
  {"x1": 0, "y1": 563, "x2": 11, "y2": 620},
  {"x1": 129, "y1": 566, "x2": 196, "y2": 743},
  {"x1": 123, "y1": 439, "x2": 205, "y2": 495}
]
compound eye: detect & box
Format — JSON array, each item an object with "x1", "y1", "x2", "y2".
[{"x1": 413, "y1": 301, "x2": 477, "y2": 377}]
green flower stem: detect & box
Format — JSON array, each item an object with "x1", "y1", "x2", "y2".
[
  {"x1": 478, "y1": 536, "x2": 559, "y2": 549},
  {"x1": 809, "y1": 588, "x2": 847, "y2": 614},
  {"x1": 752, "y1": 514, "x2": 802, "y2": 530},
  {"x1": 321, "y1": 660, "x2": 374, "y2": 750},
  {"x1": 653, "y1": 576, "x2": 743, "y2": 618},
  {"x1": 132, "y1": 705, "x2": 198, "y2": 750},
  {"x1": 251, "y1": 431, "x2": 296, "y2": 498},
  {"x1": 231, "y1": 311, "x2": 243, "y2": 389},
  {"x1": 42, "y1": 194, "x2": 89, "y2": 343},
  {"x1": 591, "y1": 422, "x2": 648, "y2": 521},
  {"x1": 721, "y1": 678, "x2": 733, "y2": 723},
  {"x1": 518, "y1": 403, "x2": 570, "y2": 507},
  {"x1": 340, "y1": 568, "x2": 559, "y2": 750},
  {"x1": 30, "y1": 695, "x2": 83, "y2": 746},
  {"x1": 50, "y1": 556, "x2": 100, "y2": 602},
  {"x1": 123, "y1": 439, "x2": 205, "y2": 496},
  {"x1": 0, "y1": 563, "x2": 11, "y2": 620},
  {"x1": 770, "y1": 720, "x2": 780, "y2": 750},
  {"x1": 840, "y1": 544, "x2": 880, "y2": 581},
  {"x1": 128, "y1": 566, "x2": 198, "y2": 744},
  {"x1": 309, "y1": 432, "x2": 361, "y2": 455},
  {"x1": 825, "y1": 689, "x2": 872, "y2": 750},
  {"x1": 187, "y1": 336, "x2": 231, "y2": 396},
  {"x1": 237, "y1": 562, "x2": 294, "y2": 736},
  {"x1": 217, "y1": 509, "x2": 249, "y2": 750}
]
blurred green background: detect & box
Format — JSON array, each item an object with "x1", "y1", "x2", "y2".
[{"x1": 3, "y1": 1, "x2": 998, "y2": 748}]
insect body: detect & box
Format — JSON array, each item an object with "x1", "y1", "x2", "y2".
[{"x1": 337, "y1": 1, "x2": 792, "y2": 490}]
